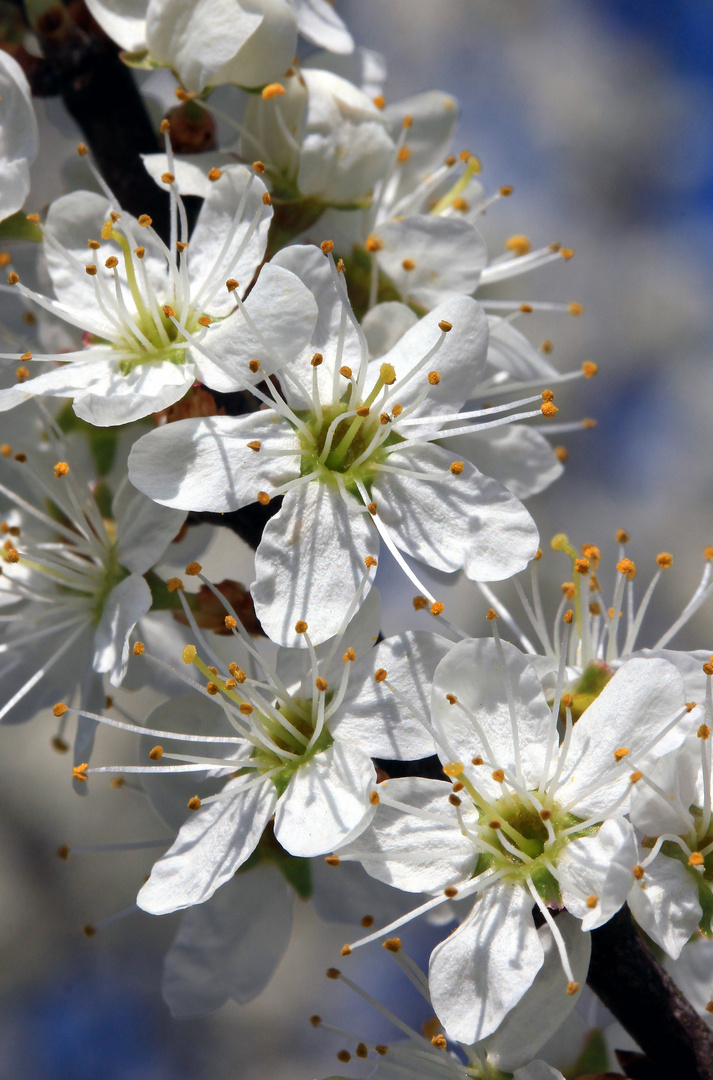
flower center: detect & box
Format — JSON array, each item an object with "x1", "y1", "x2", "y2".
[
  {"x1": 298, "y1": 400, "x2": 401, "y2": 495},
  {"x1": 250, "y1": 695, "x2": 334, "y2": 795}
]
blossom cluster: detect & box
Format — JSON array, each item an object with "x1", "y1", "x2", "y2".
[{"x1": 0, "y1": 4, "x2": 709, "y2": 1077}]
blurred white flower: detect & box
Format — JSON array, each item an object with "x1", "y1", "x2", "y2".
[{"x1": 0, "y1": 51, "x2": 39, "y2": 223}]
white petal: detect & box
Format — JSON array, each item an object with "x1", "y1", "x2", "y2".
[
  {"x1": 137, "y1": 777, "x2": 277, "y2": 914},
  {"x1": 559, "y1": 657, "x2": 687, "y2": 817},
  {"x1": 377, "y1": 215, "x2": 487, "y2": 309},
  {"x1": 339, "y1": 776, "x2": 477, "y2": 893},
  {"x1": 332, "y1": 631, "x2": 452, "y2": 759},
  {"x1": 270, "y1": 244, "x2": 364, "y2": 408},
  {"x1": 302, "y1": 45, "x2": 385, "y2": 97},
  {"x1": 378, "y1": 295, "x2": 488, "y2": 424},
  {"x1": 311, "y1": 858, "x2": 418, "y2": 928},
  {"x1": 372, "y1": 443, "x2": 539, "y2": 580},
  {"x1": 514, "y1": 1064, "x2": 567, "y2": 1080},
  {"x1": 274, "y1": 586, "x2": 381, "y2": 694},
  {"x1": 486, "y1": 316, "x2": 558, "y2": 380},
  {"x1": 142, "y1": 152, "x2": 236, "y2": 199},
  {"x1": 485, "y1": 913, "x2": 591, "y2": 1071},
  {"x1": 92, "y1": 575, "x2": 152, "y2": 686},
  {"x1": 383, "y1": 90, "x2": 460, "y2": 190},
  {"x1": 188, "y1": 164, "x2": 272, "y2": 300},
  {"x1": 429, "y1": 882, "x2": 544, "y2": 1043},
  {"x1": 139, "y1": 694, "x2": 245, "y2": 832},
  {"x1": 203, "y1": 263, "x2": 318, "y2": 382},
  {"x1": 162, "y1": 864, "x2": 292, "y2": 1016},
  {"x1": 628, "y1": 855, "x2": 702, "y2": 960},
  {"x1": 84, "y1": 0, "x2": 148, "y2": 51},
  {"x1": 431, "y1": 637, "x2": 556, "y2": 798},
  {"x1": 145, "y1": 0, "x2": 262, "y2": 92},
  {"x1": 0, "y1": 51, "x2": 39, "y2": 220},
  {"x1": 17, "y1": 355, "x2": 114, "y2": 401},
  {"x1": 113, "y1": 478, "x2": 186, "y2": 574},
  {"x1": 274, "y1": 741, "x2": 375, "y2": 857},
  {"x1": 252, "y1": 481, "x2": 376, "y2": 647},
  {"x1": 361, "y1": 301, "x2": 418, "y2": 359},
  {"x1": 447, "y1": 424, "x2": 564, "y2": 500},
  {"x1": 72, "y1": 361, "x2": 196, "y2": 427},
  {"x1": 558, "y1": 817, "x2": 638, "y2": 931},
  {"x1": 664, "y1": 936, "x2": 713, "y2": 1016},
  {"x1": 293, "y1": 0, "x2": 353, "y2": 53},
  {"x1": 629, "y1": 740, "x2": 698, "y2": 836},
  {"x1": 128, "y1": 412, "x2": 300, "y2": 512}
]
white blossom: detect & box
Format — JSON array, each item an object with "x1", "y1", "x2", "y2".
[
  {"x1": 0, "y1": 150, "x2": 273, "y2": 425},
  {"x1": 0, "y1": 434, "x2": 185, "y2": 769},
  {"x1": 339, "y1": 631, "x2": 692, "y2": 1042},
  {"x1": 128, "y1": 243, "x2": 543, "y2": 645}
]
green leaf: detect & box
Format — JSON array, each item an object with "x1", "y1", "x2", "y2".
[
  {"x1": 278, "y1": 855, "x2": 312, "y2": 899},
  {"x1": 0, "y1": 211, "x2": 42, "y2": 242}
]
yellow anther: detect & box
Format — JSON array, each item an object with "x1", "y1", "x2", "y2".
[
  {"x1": 53, "y1": 702, "x2": 68, "y2": 718},
  {"x1": 77, "y1": 142, "x2": 89, "y2": 156},
  {"x1": 541, "y1": 340, "x2": 554, "y2": 354},
  {"x1": 53, "y1": 461, "x2": 70, "y2": 478},
  {"x1": 262, "y1": 192, "x2": 272, "y2": 206},
  {"x1": 239, "y1": 703, "x2": 253, "y2": 715},
  {"x1": 569, "y1": 302, "x2": 584, "y2": 316},
  {"x1": 320, "y1": 240, "x2": 334, "y2": 254},
  {"x1": 311, "y1": 352, "x2": 323, "y2": 367},
  {"x1": 253, "y1": 161, "x2": 266, "y2": 174},
  {"x1": 567, "y1": 982, "x2": 580, "y2": 996},
  {"x1": 207, "y1": 167, "x2": 222, "y2": 181},
  {"x1": 564, "y1": 609, "x2": 574, "y2": 624},
  {"x1": 161, "y1": 172, "x2": 175, "y2": 185},
  {"x1": 184, "y1": 562, "x2": 202, "y2": 576},
  {"x1": 134, "y1": 246, "x2": 145, "y2": 259},
  {"x1": 486, "y1": 608, "x2": 498, "y2": 620},
  {"x1": 699, "y1": 724, "x2": 711, "y2": 740},
  {"x1": 361, "y1": 915, "x2": 374, "y2": 927},
  {"x1": 431, "y1": 1035, "x2": 447, "y2": 1049},
  {"x1": 336, "y1": 1051, "x2": 351, "y2": 1064},
  {"x1": 365, "y1": 556, "x2": 378, "y2": 568},
  {"x1": 413, "y1": 595, "x2": 429, "y2": 610},
  {"x1": 613, "y1": 747, "x2": 629, "y2": 762},
  {"x1": 630, "y1": 771, "x2": 643, "y2": 783},
  {"x1": 7, "y1": 271, "x2": 19, "y2": 285},
  {"x1": 85, "y1": 264, "x2": 97, "y2": 276},
  {"x1": 366, "y1": 234, "x2": 383, "y2": 253},
  {"x1": 444, "y1": 886, "x2": 458, "y2": 898},
  {"x1": 541, "y1": 401, "x2": 558, "y2": 417},
  {"x1": 450, "y1": 461, "x2": 464, "y2": 475},
  {"x1": 582, "y1": 418, "x2": 598, "y2": 429},
  {"x1": 472, "y1": 756, "x2": 483, "y2": 766},
  {"x1": 325, "y1": 855, "x2": 340, "y2": 866},
  {"x1": 397, "y1": 146, "x2": 411, "y2": 163},
  {"x1": 326, "y1": 968, "x2": 340, "y2": 979},
  {"x1": 138, "y1": 215, "x2": 152, "y2": 228},
  {"x1": 315, "y1": 677, "x2": 329, "y2": 692},
  {"x1": 149, "y1": 746, "x2": 163, "y2": 760},
  {"x1": 257, "y1": 491, "x2": 270, "y2": 505},
  {"x1": 187, "y1": 796, "x2": 201, "y2": 811},
  {"x1": 586, "y1": 895, "x2": 598, "y2": 909},
  {"x1": 247, "y1": 440, "x2": 261, "y2": 452},
  {"x1": 166, "y1": 577, "x2": 183, "y2": 593},
  {"x1": 262, "y1": 83, "x2": 286, "y2": 100},
  {"x1": 561, "y1": 694, "x2": 573, "y2": 709},
  {"x1": 340, "y1": 945, "x2": 352, "y2": 957},
  {"x1": 73, "y1": 763, "x2": 89, "y2": 783},
  {"x1": 492, "y1": 769, "x2": 505, "y2": 783},
  {"x1": 370, "y1": 790, "x2": 380, "y2": 805},
  {"x1": 703, "y1": 663, "x2": 713, "y2": 677},
  {"x1": 499, "y1": 185, "x2": 513, "y2": 196},
  {"x1": 160, "y1": 118, "x2": 171, "y2": 132},
  {"x1": 438, "y1": 320, "x2": 452, "y2": 333},
  {"x1": 689, "y1": 852, "x2": 704, "y2": 867},
  {"x1": 373, "y1": 94, "x2": 386, "y2": 109},
  {"x1": 505, "y1": 234, "x2": 531, "y2": 256},
  {"x1": 226, "y1": 278, "x2": 239, "y2": 293},
  {"x1": 452, "y1": 197, "x2": 469, "y2": 211},
  {"x1": 374, "y1": 668, "x2": 388, "y2": 683},
  {"x1": 343, "y1": 647, "x2": 356, "y2": 662},
  {"x1": 182, "y1": 645, "x2": 197, "y2": 664},
  {"x1": 339, "y1": 365, "x2": 352, "y2": 378},
  {"x1": 446, "y1": 694, "x2": 457, "y2": 705},
  {"x1": 561, "y1": 248, "x2": 575, "y2": 260},
  {"x1": 582, "y1": 361, "x2": 598, "y2": 378},
  {"x1": 430, "y1": 601, "x2": 444, "y2": 616},
  {"x1": 617, "y1": 529, "x2": 630, "y2": 544},
  {"x1": 657, "y1": 552, "x2": 673, "y2": 568},
  {"x1": 383, "y1": 937, "x2": 402, "y2": 952},
  {"x1": 176, "y1": 241, "x2": 188, "y2": 253},
  {"x1": 224, "y1": 616, "x2": 237, "y2": 630},
  {"x1": 540, "y1": 809, "x2": 552, "y2": 821},
  {"x1": 402, "y1": 258, "x2": 416, "y2": 271},
  {"x1": 380, "y1": 362, "x2": 396, "y2": 384},
  {"x1": 705, "y1": 546, "x2": 713, "y2": 561},
  {"x1": 574, "y1": 557, "x2": 590, "y2": 575},
  {"x1": 356, "y1": 406, "x2": 370, "y2": 417},
  {"x1": 15, "y1": 366, "x2": 28, "y2": 382},
  {"x1": 427, "y1": 370, "x2": 441, "y2": 385},
  {"x1": 617, "y1": 558, "x2": 636, "y2": 577},
  {"x1": 133, "y1": 641, "x2": 145, "y2": 656}
]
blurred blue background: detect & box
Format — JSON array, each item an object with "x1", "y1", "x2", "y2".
[{"x1": 1, "y1": 1, "x2": 711, "y2": 1077}]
